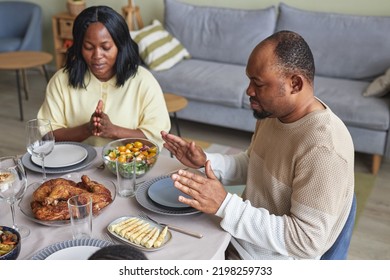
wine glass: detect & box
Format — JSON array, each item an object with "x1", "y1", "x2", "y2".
[
  {"x1": 0, "y1": 156, "x2": 30, "y2": 238},
  {"x1": 26, "y1": 118, "x2": 55, "y2": 182}
]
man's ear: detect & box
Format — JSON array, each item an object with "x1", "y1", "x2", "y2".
[{"x1": 291, "y1": 75, "x2": 303, "y2": 94}]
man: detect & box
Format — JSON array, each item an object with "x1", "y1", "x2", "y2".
[{"x1": 161, "y1": 30, "x2": 355, "y2": 259}]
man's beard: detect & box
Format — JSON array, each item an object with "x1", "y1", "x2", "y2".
[{"x1": 253, "y1": 109, "x2": 272, "y2": 120}]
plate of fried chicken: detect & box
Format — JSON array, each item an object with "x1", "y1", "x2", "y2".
[{"x1": 18, "y1": 173, "x2": 116, "y2": 226}]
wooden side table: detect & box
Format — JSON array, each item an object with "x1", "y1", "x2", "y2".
[
  {"x1": 0, "y1": 51, "x2": 53, "y2": 121},
  {"x1": 164, "y1": 93, "x2": 188, "y2": 137}
]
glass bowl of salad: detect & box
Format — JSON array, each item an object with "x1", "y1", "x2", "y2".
[{"x1": 102, "y1": 138, "x2": 159, "y2": 179}]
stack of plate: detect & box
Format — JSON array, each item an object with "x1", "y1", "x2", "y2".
[
  {"x1": 135, "y1": 175, "x2": 200, "y2": 216},
  {"x1": 22, "y1": 142, "x2": 97, "y2": 174}
]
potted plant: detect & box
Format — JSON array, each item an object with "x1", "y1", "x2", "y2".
[{"x1": 67, "y1": 0, "x2": 86, "y2": 16}]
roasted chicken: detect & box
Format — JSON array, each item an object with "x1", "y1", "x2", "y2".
[{"x1": 31, "y1": 175, "x2": 112, "y2": 221}]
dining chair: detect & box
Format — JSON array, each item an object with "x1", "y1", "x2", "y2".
[{"x1": 321, "y1": 194, "x2": 357, "y2": 260}]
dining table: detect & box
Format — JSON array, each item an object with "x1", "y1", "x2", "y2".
[{"x1": 0, "y1": 146, "x2": 232, "y2": 260}]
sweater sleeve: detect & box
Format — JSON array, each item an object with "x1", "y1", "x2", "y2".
[
  {"x1": 205, "y1": 151, "x2": 249, "y2": 186},
  {"x1": 215, "y1": 193, "x2": 289, "y2": 258}
]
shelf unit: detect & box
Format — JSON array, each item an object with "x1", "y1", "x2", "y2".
[
  {"x1": 122, "y1": 4, "x2": 144, "y2": 30},
  {"x1": 52, "y1": 12, "x2": 76, "y2": 69}
]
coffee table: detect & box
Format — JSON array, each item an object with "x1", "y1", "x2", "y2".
[
  {"x1": 164, "y1": 93, "x2": 188, "y2": 137},
  {"x1": 0, "y1": 51, "x2": 53, "y2": 121}
]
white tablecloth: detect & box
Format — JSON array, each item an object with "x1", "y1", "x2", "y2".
[{"x1": 0, "y1": 148, "x2": 231, "y2": 260}]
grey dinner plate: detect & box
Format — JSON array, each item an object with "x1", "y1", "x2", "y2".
[
  {"x1": 21, "y1": 142, "x2": 97, "y2": 174},
  {"x1": 135, "y1": 175, "x2": 200, "y2": 216},
  {"x1": 147, "y1": 177, "x2": 191, "y2": 208}
]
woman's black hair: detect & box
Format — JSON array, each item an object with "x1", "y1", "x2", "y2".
[{"x1": 64, "y1": 5, "x2": 140, "y2": 88}]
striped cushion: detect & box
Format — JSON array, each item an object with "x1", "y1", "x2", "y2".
[
  {"x1": 130, "y1": 20, "x2": 190, "y2": 71},
  {"x1": 363, "y1": 68, "x2": 390, "y2": 97}
]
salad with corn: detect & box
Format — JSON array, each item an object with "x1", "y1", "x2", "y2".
[{"x1": 103, "y1": 141, "x2": 158, "y2": 178}]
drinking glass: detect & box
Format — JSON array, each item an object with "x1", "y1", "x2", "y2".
[
  {"x1": 115, "y1": 158, "x2": 138, "y2": 197},
  {"x1": 26, "y1": 118, "x2": 55, "y2": 181},
  {"x1": 0, "y1": 156, "x2": 30, "y2": 238},
  {"x1": 68, "y1": 195, "x2": 93, "y2": 240}
]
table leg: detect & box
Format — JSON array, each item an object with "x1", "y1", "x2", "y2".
[
  {"x1": 42, "y1": 65, "x2": 50, "y2": 82},
  {"x1": 169, "y1": 113, "x2": 182, "y2": 158},
  {"x1": 173, "y1": 112, "x2": 181, "y2": 137},
  {"x1": 15, "y1": 69, "x2": 24, "y2": 121},
  {"x1": 22, "y1": 69, "x2": 29, "y2": 100}
]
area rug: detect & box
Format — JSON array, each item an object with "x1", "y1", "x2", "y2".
[
  {"x1": 354, "y1": 172, "x2": 376, "y2": 226},
  {"x1": 188, "y1": 139, "x2": 376, "y2": 227}
]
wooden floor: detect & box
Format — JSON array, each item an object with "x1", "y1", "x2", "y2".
[{"x1": 0, "y1": 69, "x2": 389, "y2": 259}]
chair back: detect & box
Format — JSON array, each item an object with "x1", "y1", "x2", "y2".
[
  {"x1": 321, "y1": 194, "x2": 356, "y2": 260},
  {"x1": 0, "y1": 1, "x2": 42, "y2": 52}
]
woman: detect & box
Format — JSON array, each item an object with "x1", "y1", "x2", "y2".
[{"x1": 38, "y1": 6, "x2": 170, "y2": 149}]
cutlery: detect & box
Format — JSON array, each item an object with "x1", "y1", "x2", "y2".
[{"x1": 139, "y1": 211, "x2": 203, "y2": 239}]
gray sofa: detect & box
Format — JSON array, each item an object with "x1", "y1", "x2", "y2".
[{"x1": 151, "y1": 0, "x2": 390, "y2": 174}]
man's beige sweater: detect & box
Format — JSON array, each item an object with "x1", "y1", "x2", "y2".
[{"x1": 210, "y1": 103, "x2": 355, "y2": 259}]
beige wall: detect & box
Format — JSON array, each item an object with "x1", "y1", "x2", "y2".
[{"x1": 3, "y1": 0, "x2": 390, "y2": 68}]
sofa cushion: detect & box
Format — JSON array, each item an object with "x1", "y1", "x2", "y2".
[
  {"x1": 276, "y1": 3, "x2": 390, "y2": 80},
  {"x1": 314, "y1": 76, "x2": 390, "y2": 131},
  {"x1": 164, "y1": 0, "x2": 276, "y2": 66},
  {"x1": 151, "y1": 59, "x2": 248, "y2": 108},
  {"x1": 363, "y1": 68, "x2": 390, "y2": 97},
  {"x1": 130, "y1": 19, "x2": 190, "y2": 71}
]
